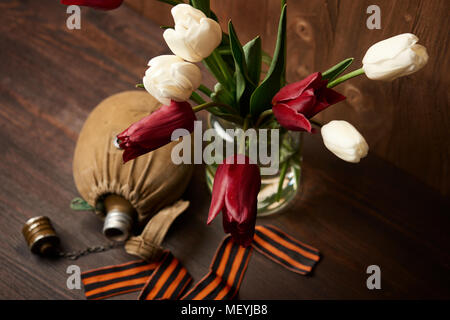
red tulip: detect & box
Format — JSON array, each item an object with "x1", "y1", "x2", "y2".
[
  {"x1": 61, "y1": 0, "x2": 123, "y2": 10},
  {"x1": 272, "y1": 72, "x2": 346, "y2": 132},
  {"x1": 207, "y1": 154, "x2": 261, "y2": 247},
  {"x1": 117, "y1": 100, "x2": 196, "y2": 163}
]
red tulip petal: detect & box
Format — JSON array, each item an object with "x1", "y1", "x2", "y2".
[
  {"x1": 122, "y1": 146, "x2": 146, "y2": 163},
  {"x1": 273, "y1": 104, "x2": 312, "y2": 132},
  {"x1": 127, "y1": 101, "x2": 195, "y2": 145},
  {"x1": 118, "y1": 101, "x2": 196, "y2": 162},
  {"x1": 271, "y1": 72, "x2": 321, "y2": 105},
  {"x1": 323, "y1": 87, "x2": 346, "y2": 105},
  {"x1": 286, "y1": 88, "x2": 316, "y2": 115},
  {"x1": 308, "y1": 87, "x2": 346, "y2": 118},
  {"x1": 224, "y1": 155, "x2": 260, "y2": 221},
  {"x1": 207, "y1": 164, "x2": 228, "y2": 224},
  {"x1": 209, "y1": 155, "x2": 260, "y2": 247}
]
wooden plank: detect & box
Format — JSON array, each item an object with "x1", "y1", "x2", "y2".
[
  {"x1": 0, "y1": 0, "x2": 448, "y2": 299},
  {"x1": 124, "y1": 0, "x2": 450, "y2": 195}
]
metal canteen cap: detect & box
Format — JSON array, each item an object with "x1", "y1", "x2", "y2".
[
  {"x1": 102, "y1": 195, "x2": 136, "y2": 242},
  {"x1": 22, "y1": 216, "x2": 60, "y2": 256}
]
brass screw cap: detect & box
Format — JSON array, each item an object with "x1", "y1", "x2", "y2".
[{"x1": 22, "y1": 216, "x2": 60, "y2": 256}]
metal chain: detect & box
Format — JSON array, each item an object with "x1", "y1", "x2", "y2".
[{"x1": 58, "y1": 241, "x2": 124, "y2": 260}]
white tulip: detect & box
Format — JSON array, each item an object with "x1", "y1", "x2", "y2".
[
  {"x1": 163, "y1": 4, "x2": 222, "y2": 62},
  {"x1": 362, "y1": 33, "x2": 428, "y2": 81},
  {"x1": 143, "y1": 55, "x2": 202, "y2": 105},
  {"x1": 321, "y1": 120, "x2": 369, "y2": 163}
]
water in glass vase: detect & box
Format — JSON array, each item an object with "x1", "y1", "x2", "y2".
[{"x1": 205, "y1": 114, "x2": 303, "y2": 217}]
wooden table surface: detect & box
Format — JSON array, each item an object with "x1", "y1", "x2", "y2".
[{"x1": 0, "y1": 0, "x2": 449, "y2": 300}]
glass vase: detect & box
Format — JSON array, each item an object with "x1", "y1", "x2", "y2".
[{"x1": 205, "y1": 114, "x2": 303, "y2": 217}]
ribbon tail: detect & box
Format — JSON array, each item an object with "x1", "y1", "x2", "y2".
[
  {"x1": 252, "y1": 224, "x2": 320, "y2": 275},
  {"x1": 181, "y1": 236, "x2": 253, "y2": 300},
  {"x1": 81, "y1": 259, "x2": 158, "y2": 300},
  {"x1": 139, "y1": 251, "x2": 193, "y2": 300}
]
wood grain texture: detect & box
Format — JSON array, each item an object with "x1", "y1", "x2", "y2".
[
  {"x1": 124, "y1": 0, "x2": 450, "y2": 196},
  {"x1": 0, "y1": 0, "x2": 449, "y2": 299}
]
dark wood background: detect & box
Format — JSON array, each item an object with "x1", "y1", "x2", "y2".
[
  {"x1": 126, "y1": 0, "x2": 450, "y2": 197},
  {"x1": 0, "y1": 0, "x2": 449, "y2": 300}
]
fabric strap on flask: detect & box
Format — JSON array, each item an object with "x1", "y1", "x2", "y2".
[
  {"x1": 124, "y1": 200, "x2": 190, "y2": 262},
  {"x1": 81, "y1": 225, "x2": 321, "y2": 300}
]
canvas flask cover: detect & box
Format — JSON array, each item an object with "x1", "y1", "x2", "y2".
[{"x1": 72, "y1": 91, "x2": 193, "y2": 258}]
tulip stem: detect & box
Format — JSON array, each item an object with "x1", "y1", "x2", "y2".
[
  {"x1": 276, "y1": 158, "x2": 289, "y2": 202},
  {"x1": 211, "y1": 50, "x2": 231, "y2": 84},
  {"x1": 192, "y1": 101, "x2": 238, "y2": 115},
  {"x1": 190, "y1": 92, "x2": 206, "y2": 105},
  {"x1": 198, "y1": 85, "x2": 213, "y2": 96},
  {"x1": 255, "y1": 109, "x2": 274, "y2": 128},
  {"x1": 243, "y1": 115, "x2": 251, "y2": 131},
  {"x1": 327, "y1": 68, "x2": 365, "y2": 88},
  {"x1": 310, "y1": 118, "x2": 323, "y2": 128},
  {"x1": 203, "y1": 55, "x2": 235, "y2": 99},
  {"x1": 237, "y1": 115, "x2": 251, "y2": 154}
]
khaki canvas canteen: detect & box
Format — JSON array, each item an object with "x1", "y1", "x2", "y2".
[{"x1": 72, "y1": 91, "x2": 193, "y2": 242}]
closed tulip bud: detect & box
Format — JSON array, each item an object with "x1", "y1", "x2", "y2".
[
  {"x1": 143, "y1": 55, "x2": 202, "y2": 105},
  {"x1": 61, "y1": 0, "x2": 123, "y2": 10},
  {"x1": 362, "y1": 33, "x2": 429, "y2": 81},
  {"x1": 117, "y1": 100, "x2": 196, "y2": 163},
  {"x1": 163, "y1": 4, "x2": 222, "y2": 62},
  {"x1": 321, "y1": 120, "x2": 369, "y2": 163},
  {"x1": 207, "y1": 155, "x2": 261, "y2": 247}
]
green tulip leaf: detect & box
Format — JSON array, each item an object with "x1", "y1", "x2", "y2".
[
  {"x1": 243, "y1": 36, "x2": 262, "y2": 86},
  {"x1": 322, "y1": 58, "x2": 354, "y2": 81},
  {"x1": 228, "y1": 20, "x2": 256, "y2": 115},
  {"x1": 261, "y1": 51, "x2": 273, "y2": 66},
  {"x1": 249, "y1": 4, "x2": 287, "y2": 118},
  {"x1": 190, "y1": 0, "x2": 210, "y2": 17},
  {"x1": 211, "y1": 83, "x2": 236, "y2": 109},
  {"x1": 190, "y1": 91, "x2": 206, "y2": 104},
  {"x1": 70, "y1": 197, "x2": 94, "y2": 211}
]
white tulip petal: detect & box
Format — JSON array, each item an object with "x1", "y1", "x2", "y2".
[
  {"x1": 321, "y1": 121, "x2": 369, "y2": 163},
  {"x1": 142, "y1": 54, "x2": 200, "y2": 104},
  {"x1": 171, "y1": 4, "x2": 205, "y2": 26},
  {"x1": 163, "y1": 28, "x2": 202, "y2": 62},
  {"x1": 187, "y1": 18, "x2": 222, "y2": 59},
  {"x1": 362, "y1": 33, "x2": 428, "y2": 81},
  {"x1": 172, "y1": 62, "x2": 202, "y2": 90},
  {"x1": 148, "y1": 55, "x2": 183, "y2": 67},
  {"x1": 164, "y1": 4, "x2": 222, "y2": 61},
  {"x1": 362, "y1": 33, "x2": 418, "y2": 64}
]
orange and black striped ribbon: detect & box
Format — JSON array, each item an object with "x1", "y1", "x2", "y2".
[
  {"x1": 81, "y1": 259, "x2": 159, "y2": 300},
  {"x1": 180, "y1": 235, "x2": 252, "y2": 300},
  {"x1": 138, "y1": 251, "x2": 192, "y2": 300},
  {"x1": 81, "y1": 224, "x2": 320, "y2": 300},
  {"x1": 253, "y1": 225, "x2": 320, "y2": 275}
]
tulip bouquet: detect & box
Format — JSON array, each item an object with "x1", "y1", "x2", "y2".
[{"x1": 62, "y1": 0, "x2": 429, "y2": 246}]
